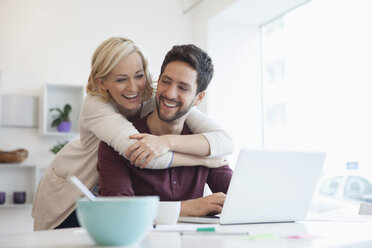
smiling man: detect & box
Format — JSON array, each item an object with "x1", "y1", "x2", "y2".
[{"x1": 97, "y1": 44, "x2": 232, "y2": 217}]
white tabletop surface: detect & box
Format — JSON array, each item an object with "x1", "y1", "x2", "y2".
[{"x1": 1, "y1": 219, "x2": 372, "y2": 248}]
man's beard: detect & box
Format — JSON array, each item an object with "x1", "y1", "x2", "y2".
[{"x1": 156, "y1": 96, "x2": 194, "y2": 122}]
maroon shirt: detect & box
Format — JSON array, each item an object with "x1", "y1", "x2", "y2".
[{"x1": 97, "y1": 115, "x2": 232, "y2": 201}]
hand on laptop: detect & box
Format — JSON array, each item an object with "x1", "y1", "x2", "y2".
[{"x1": 180, "y1": 192, "x2": 226, "y2": 217}]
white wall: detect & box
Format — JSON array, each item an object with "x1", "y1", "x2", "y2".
[
  {"x1": 0, "y1": 0, "x2": 194, "y2": 95},
  {"x1": 191, "y1": 0, "x2": 236, "y2": 49},
  {"x1": 207, "y1": 20, "x2": 263, "y2": 165},
  {"x1": 0, "y1": 0, "x2": 193, "y2": 169}
]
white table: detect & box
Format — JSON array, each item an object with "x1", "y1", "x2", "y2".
[{"x1": 1, "y1": 220, "x2": 372, "y2": 248}]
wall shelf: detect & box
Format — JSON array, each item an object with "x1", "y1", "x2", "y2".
[
  {"x1": 0, "y1": 164, "x2": 37, "y2": 206},
  {"x1": 0, "y1": 204, "x2": 32, "y2": 208},
  {"x1": 39, "y1": 84, "x2": 84, "y2": 137}
]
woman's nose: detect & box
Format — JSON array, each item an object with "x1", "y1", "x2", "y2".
[{"x1": 126, "y1": 79, "x2": 138, "y2": 92}]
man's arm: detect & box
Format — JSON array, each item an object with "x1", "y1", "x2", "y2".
[
  {"x1": 207, "y1": 165, "x2": 233, "y2": 194},
  {"x1": 97, "y1": 141, "x2": 135, "y2": 196},
  {"x1": 179, "y1": 165, "x2": 232, "y2": 217}
]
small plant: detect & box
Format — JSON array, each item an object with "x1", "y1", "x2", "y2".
[
  {"x1": 50, "y1": 141, "x2": 68, "y2": 155},
  {"x1": 49, "y1": 104, "x2": 72, "y2": 127}
]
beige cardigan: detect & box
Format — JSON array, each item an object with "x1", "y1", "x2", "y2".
[{"x1": 31, "y1": 95, "x2": 233, "y2": 231}]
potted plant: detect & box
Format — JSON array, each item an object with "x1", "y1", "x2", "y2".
[
  {"x1": 50, "y1": 141, "x2": 68, "y2": 154},
  {"x1": 49, "y1": 104, "x2": 72, "y2": 132}
]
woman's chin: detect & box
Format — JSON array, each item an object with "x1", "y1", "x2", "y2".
[{"x1": 118, "y1": 101, "x2": 141, "y2": 112}]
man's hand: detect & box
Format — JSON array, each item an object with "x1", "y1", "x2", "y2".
[
  {"x1": 180, "y1": 192, "x2": 226, "y2": 217},
  {"x1": 126, "y1": 134, "x2": 171, "y2": 168}
]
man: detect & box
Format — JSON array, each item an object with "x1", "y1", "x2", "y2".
[{"x1": 98, "y1": 44, "x2": 232, "y2": 217}]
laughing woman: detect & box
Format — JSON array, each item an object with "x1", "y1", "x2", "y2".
[{"x1": 31, "y1": 37, "x2": 233, "y2": 230}]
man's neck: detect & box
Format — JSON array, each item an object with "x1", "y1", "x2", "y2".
[
  {"x1": 146, "y1": 110, "x2": 187, "y2": 135},
  {"x1": 116, "y1": 103, "x2": 142, "y2": 122}
]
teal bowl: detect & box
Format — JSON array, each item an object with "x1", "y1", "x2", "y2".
[{"x1": 76, "y1": 196, "x2": 159, "y2": 246}]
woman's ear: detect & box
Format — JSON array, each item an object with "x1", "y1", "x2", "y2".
[{"x1": 96, "y1": 78, "x2": 107, "y2": 91}]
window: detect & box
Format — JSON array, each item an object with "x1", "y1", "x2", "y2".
[{"x1": 261, "y1": 0, "x2": 372, "y2": 209}]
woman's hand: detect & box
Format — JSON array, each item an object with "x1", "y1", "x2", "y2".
[{"x1": 126, "y1": 134, "x2": 171, "y2": 168}]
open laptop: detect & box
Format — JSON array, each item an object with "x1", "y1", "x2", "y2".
[{"x1": 178, "y1": 149, "x2": 326, "y2": 224}]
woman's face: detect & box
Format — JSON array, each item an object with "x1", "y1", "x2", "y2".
[{"x1": 99, "y1": 52, "x2": 147, "y2": 111}]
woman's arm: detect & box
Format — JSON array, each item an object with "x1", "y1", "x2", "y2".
[
  {"x1": 126, "y1": 136, "x2": 228, "y2": 168},
  {"x1": 172, "y1": 152, "x2": 228, "y2": 168},
  {"x1": 129, "y1": 133, "x2": 211, "y2": 156},
  {"x1": 185, "y1": 107, "x2": 233, "y2": 157},
  {"x1": 80, "y1": 95, "x2": 172, "y2": 169},
  {"x1": 139, "y1": 97, "x2": 233, "y2": 158},
  {"x1": 81, "y1": 95, "x2": 232, "y2": 169},
  {"x1": 127, "y1": 106, "x2": 234, "y2": 167},
  {"x1": 126, "y1": 133, "x2": 210, "y2": 165}
]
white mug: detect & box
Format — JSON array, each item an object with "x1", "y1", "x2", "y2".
[{"x1": 155, "y1": 201, "x2": 181, "y2": 225}]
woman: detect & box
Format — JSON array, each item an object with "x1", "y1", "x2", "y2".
[{"x1": 32, "y1": 37, "x2": 233, "y2": 230}]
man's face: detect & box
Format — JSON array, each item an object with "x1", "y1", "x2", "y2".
[{"x1": 156, "y1": 61, "x2": 204, "y2": 122}]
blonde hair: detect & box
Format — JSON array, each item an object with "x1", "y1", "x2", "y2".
[{"x1": 86, "y1": 37, "x2": 154, "y2": 101}]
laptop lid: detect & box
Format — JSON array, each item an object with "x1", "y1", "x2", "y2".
[{"x1": 219, "y1": 149, "x2": 326, "y2": 224}]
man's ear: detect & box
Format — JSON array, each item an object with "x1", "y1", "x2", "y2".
[
  {"x1": 96, "y1": 77, "x2": 107, "y2": 91},
  {"x1": 193, "y1": 91, "x2": 206, "y2": 107}
]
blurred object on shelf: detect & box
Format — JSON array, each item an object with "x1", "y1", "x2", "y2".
[
  {"x1": 13, "y1": 191, "x2": 26, "y2": 204},
  {"x1": 0, "y1": 192, "x2": 5, "y2": 204},
  {"x1": 0, "y1": 149, "x2": 28, "y2": 163}
]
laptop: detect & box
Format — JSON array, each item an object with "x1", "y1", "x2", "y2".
[{"x1": 178, "y1": 149, "x2": 326, "y2": 224}]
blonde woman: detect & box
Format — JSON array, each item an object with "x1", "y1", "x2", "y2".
[{"x1": 32, "y1": 37, "x2": 233, "y2": 230}]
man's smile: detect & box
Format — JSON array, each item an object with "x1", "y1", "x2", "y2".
[{"x1": 160, "y1": 96, "x2": 180, "y2": 109}]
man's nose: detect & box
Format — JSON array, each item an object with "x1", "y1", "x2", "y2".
[{"x1": 163, "y1": 84, "x2": 178, "y2": 99}]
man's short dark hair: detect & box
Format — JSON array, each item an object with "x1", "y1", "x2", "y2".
[{"x1": 159, "y1": 44, "x2": 214, "y2": 94}]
